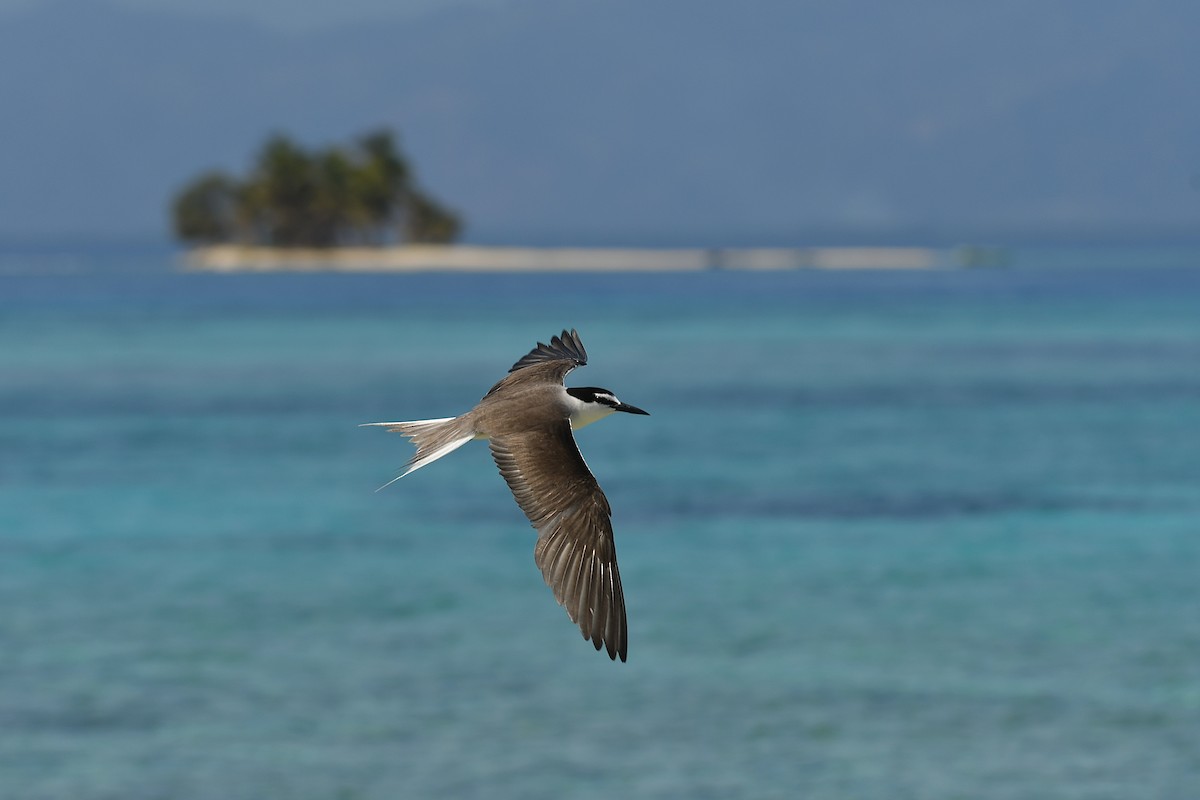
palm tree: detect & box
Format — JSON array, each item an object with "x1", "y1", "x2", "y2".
[
  {"x1": 312, "y1": 148, "x2": 356, "y2": 246},
  {"x1": 353, "y1": 130, "x2": 411, "y2": 243},
  {"x1": 253, "y1": 135, "x2": 319, "y2": 246},
  {"x1": 404, "y1": 189, "x2": 462, "y2": 244},
  {"x1": 172, "y1": 171, "x2": 237, "y2": 243}
]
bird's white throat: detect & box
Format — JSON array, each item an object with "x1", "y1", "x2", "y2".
[{"x1": 565, "y1": 391, "x2": 616, "y2": 430}]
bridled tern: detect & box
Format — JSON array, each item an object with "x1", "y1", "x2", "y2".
[{"x1": 363, "y1": 329, "x2": 648, "y2": 661}]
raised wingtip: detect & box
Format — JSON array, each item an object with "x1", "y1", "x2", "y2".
[{"x1": 509, "y1": 328, "x2": 589, "y2": 373}]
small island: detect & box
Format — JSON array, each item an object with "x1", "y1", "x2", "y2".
[
  {"x1": 173, "y1": 129, "x2": 461, "y2": 249},
  {"x1": 176, "y1": 130, "x2": 1005, "y2": 273}
]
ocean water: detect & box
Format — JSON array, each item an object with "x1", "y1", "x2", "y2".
[{"x1": 2, "y1": 249, "x2": 1199, "y2": 799}]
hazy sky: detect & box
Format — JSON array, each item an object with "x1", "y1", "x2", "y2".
[
  {"x1": 0, "y1": 0, "x2": 507, "y2": 31},
  {"x1": 3, "y1": 0, "x2": 1195, "y2": 242}
]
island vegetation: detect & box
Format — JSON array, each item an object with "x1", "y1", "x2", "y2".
[{"x1": 172, "y1": 130, "x2": 461, "y2": 248}]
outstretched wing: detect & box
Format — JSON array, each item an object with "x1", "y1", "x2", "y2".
[
  {"x1": 509, "y1": 329, "x2": 588, "y2": 373},
  {"x1": 488, "y1": 422, "x2": 627, "y2": 662},
  {"x1": 483, "y1": 329, "x2": 588, "y2": 399}
]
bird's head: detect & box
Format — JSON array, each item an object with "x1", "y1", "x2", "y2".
[{"x1": 565, "y1": 386, "x2": 649, "y2": 429}]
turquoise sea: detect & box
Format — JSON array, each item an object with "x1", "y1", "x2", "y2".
[{"x1": 2, "y1": 247, "x2": 1198, "y2": 799}]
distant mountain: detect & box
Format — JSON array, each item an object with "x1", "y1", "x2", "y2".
[{"x1": 2, "y1": 0, "x2": 1198, "y2": 244}]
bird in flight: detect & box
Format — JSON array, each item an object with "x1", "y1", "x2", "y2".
[{"x1": 363, "y1": 329, "x2": 648, "y2": 661}]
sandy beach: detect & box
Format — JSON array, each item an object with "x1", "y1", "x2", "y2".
[{"x1": 181, "y1": 244, "x2": 996, "y2": 273}]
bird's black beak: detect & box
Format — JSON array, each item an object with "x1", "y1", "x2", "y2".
[{"x1": 615, "y1": 402, "x2": 649, "y2": 416}]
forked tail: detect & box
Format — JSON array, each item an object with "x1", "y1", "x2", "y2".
[{"x1": 360, "y1": 416, "x2": 475, "y2": 490}]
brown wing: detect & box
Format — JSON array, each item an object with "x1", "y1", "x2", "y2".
[
  {"x1": 508, "y1": 329, "x2": 588, "y2": 373},
  {"x1": 482, "y1": 360, "x2": 581, "y2": 400},
  {"x1": 489, "y1": 423, "x2": 628, "y2": 661},
  {"x1": 482, "y1": 330, "x2": 587, "y2": 399}
]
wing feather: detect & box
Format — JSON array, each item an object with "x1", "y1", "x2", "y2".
[
  {"x1": 591, "y1": 561, "x2": 609, "y2": 651},
  {"x1": 489, "y1": 423, "x2": 628, "y2": 661},
  {"x1": 509, "y1": 329, "x2": 588, "y2": 373}
]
